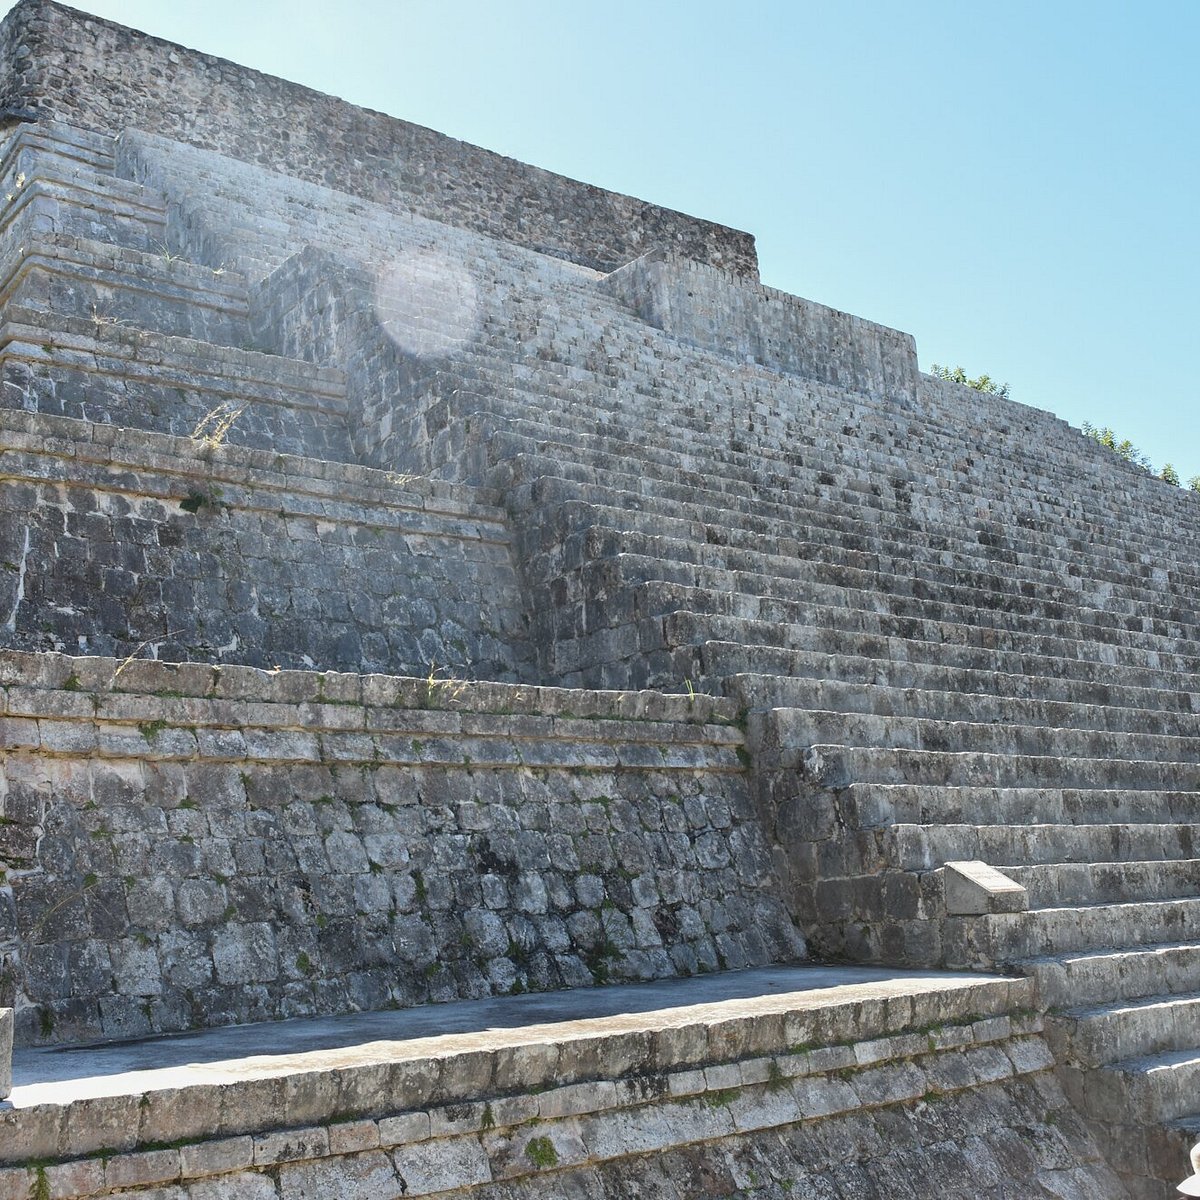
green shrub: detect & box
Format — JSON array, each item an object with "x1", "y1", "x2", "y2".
[{"x1": 930, "y1": 363, "x2": 1010, "y2": 400}]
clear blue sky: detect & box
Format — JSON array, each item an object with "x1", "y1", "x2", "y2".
[{"x1": 5, "y1": 1, "x2": 1198, "y2": 479}]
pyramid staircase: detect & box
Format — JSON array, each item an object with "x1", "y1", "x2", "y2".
[
  {"x1": 115, "y1": 131, "x2": 1200, "y2": 1195},
  {"x1": 0, "y1": 112, "x2": 1195, "y2": 1194}
]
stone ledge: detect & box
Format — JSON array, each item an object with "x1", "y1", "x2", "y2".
[
  {"x1": 1, "y1": 970, "x2": 1034, "y2": 1169},
  {"x1": 0, "y1": 1030, "x2": 1053, "y2": 1195},
  {"x1": 0, "y1": 408, "x2": 505, "y2": 516},
  {"x1": 0, "y1": 650, "x2": 740, "y2": 727}
]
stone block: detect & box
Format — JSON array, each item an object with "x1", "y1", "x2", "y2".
[
  {"x1": 942, "y1": 861, "x2": 1029, "y2": 915},
  {"x1": 0, "y1": 1011, "x2": 9, "y2": 1100}
]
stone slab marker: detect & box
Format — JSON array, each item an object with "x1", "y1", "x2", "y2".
[
  {"x1": 0, "y1": 1008, "x2": 11, "y2": 1099},
  {"x1": 943, "y1": 861, "x2": 1029, "y2": 915}
]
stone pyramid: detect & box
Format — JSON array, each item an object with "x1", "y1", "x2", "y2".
[{"x1": 0, "y1": 2, "x2": 1195, "y2": 1195}]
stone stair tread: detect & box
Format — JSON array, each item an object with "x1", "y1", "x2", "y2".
[
  {"x1": 1018, "y1": 941, "x2": 1200, "y2": 1007},
  {"x1": 540, "y1": 524, "x2": 1200, "y2": 638},
  {"x1": 474, "y1": 388, "x2": 1200, "y2": 571},
  {"x1": 607, "y1": 550, "x2": 1200, "y2": 657},
  {"x1": 1110, "y1": 1045, "x2": 1200, "y2": 1074},
  {"x1": 719, "y1": 658, "x2": 1200, "y2": 733},
  {"x1": 770, "y1": 707, "x2": 1200, "y2": 768},
  {"x1": 1061, "y1": 990, "x2": 1200, "y2": 1022},
  {"x1": 495, "y1": 425, "x2": 1200, "y2": 586},
  {"x1": 0, "y1": 307, "x2": 344, "y2": 393},
  {"x1": 700, "y1": 628, "x2": 1200, "y2": 696},
  {"x1": 534, "y1": 490, "x2": 1200, "y2": 615}
]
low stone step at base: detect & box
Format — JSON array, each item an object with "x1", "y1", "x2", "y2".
[
  {"x1": 1063, "y1": 1047, "x2": 1200, "y2": 1124},
  {"x1": 890, "y1": 821, "x2": 1200, "y2": 873},
  {"x1": 0, "y1": 965, "x2": 1122, "y2": 1200},
  {"x1": 1020, "y1": 943, "x2": 1200, "y2": 1008},
  {"x1": 1003, "y1": 858, "x2": 1200, "y2": 907},
  {"x1": 944, "y1": 897, "x2": 1200, "y2": 968},
  {"x1": 1047, "y1": 991, "x2": 1200, "y2": 1067},
  {"x1": 844, "y1": 782, "x2": 1200, "y2": 830}
]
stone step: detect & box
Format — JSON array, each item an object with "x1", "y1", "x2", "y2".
[
  {"x1": 654, "y1": 582, "x2": 1200, "y2": 679},
  {"x1": 0, "y1": 230, "x2": 251, "y2": 346},
  {"x1": 499, "y1": 458, "x2": 1200, "y2": 643},
  {"x1": 1021, "y1": 944, "x2": 1200, "y2": 1009},
  {"x1": 787, "y1": 670, "x2": 1200, "y2": 737},
  {"x1": 1047, "y1": 992, "x2": 1200, "y2": 1068},
  {"x1": 467, "y1": 371, "x2": 1200, "y2": 568},
  {"x1": 0, "y1": 964, "x2": 1037, "y2": 1188},
  {"x1": 510, "y1": 464, "x2": 1200, "y2": 607},
  {"x1": 947, "y1": 897, "x2": 1200, "y2": 965},
  {"x1": 1067, "y1": 1048, "x2": 1200, "y2": 1124},
  {"x1": 519, "y1": 491, "x2": 1200, "y2": 625},
  {"x1": 888, "y1": 823, "x2": 1200, "y2": 873},
  {"x1": 1004, "y1": 859, "x2": 1200, "y2": 908},
  {"x1": 802, "y1": 741, "x2": 1195, "y2": 791},
  {"x1": 717, "y1": 632, "x2": 1200, "y2": 700},
  {"x1": 700, "y1": 639, "x2": 1200, "y2": 710},
  {"x1": 772, "y1": 707, "x2": 1200, "y2": 770},
  {"x1": 483, "y1": 401, "x2": 1200, "y2": 578},
  {"x1": 548, "y1": 549, "x2": 1200, "y2": 678},
  {"x1": 704, "y1": 635, "x2": 1200, "y2": 728},
  {"x1": 0, "y1": 307, "x2": 353, "y2": 462},
  {"x1": 527, "y1": 496, "x2": 1200, "y2": 638},
  {"x1": 841, "y1": 783, "x2": 1200, "y2": 830},
  {"x1": 616, "y1": 560, "x2": 1200, "y2": 665}
]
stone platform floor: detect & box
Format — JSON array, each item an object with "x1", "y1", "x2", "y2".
[{"x1": 11, "y1": 963, "x2": 1011, "y2": 1106}]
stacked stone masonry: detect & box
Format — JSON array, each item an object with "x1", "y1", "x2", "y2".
[
  {"x1": 1, "y1": 972, "x2": 1128, "y2": 1199},
  {"x1": 0, "y1": 1, "x2": 1196, "y2": 1195}
]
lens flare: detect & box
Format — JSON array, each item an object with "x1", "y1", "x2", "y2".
[{"x1": 373, "y1": 247, "x2": 479, "y2": 359}]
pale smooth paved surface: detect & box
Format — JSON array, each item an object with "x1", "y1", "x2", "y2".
[{"x1": 10, "y1": 964, "x2": 1002, "y2": 1105}]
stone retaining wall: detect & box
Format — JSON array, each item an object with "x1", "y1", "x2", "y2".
[
  {"x1": 0, "y1": 651, "x2": 802, "y2": 1045},
  {"x1": 601, "y1": 250, "x2": 919, "y2": 407},
  {"x1": 0, "y1": 0, "x2": 758, "y2": 278},
  {"x1": 0, "y1": 410, "x2": 533, "y2": 679},
  {"x1": 0, "y1": 979, "x2": 1127, "y2": 1199}
]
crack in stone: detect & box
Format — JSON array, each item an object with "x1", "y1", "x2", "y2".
[{"x1": 3, "y1": 523, "x2": 29, "y2": 633}]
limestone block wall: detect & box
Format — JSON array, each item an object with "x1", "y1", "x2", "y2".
[
  {"x1": 601, "y1": 250, "x2": 920, "y2": 407},
  {"x1": 0, "y1": 308, "x2": 357, "y2": 463},
  {"x1": 0, "y1": 975, "x2": 1127, "y2": 1199},
  {"x1": 0, "y1": 650, "x2": 803, "y2": 1046},
  {"x1": 247, "y1": 247, "x2": 458, "y2": 477},
  {"x1": 0, "y1": 411, "x2": 534, "y2": 680},
  {"x1": 0, "y1": 0, "x2": 758, "y2": 278},
  {"x1": 752, "y1": 724, "x2": 945, "y2": 967}
]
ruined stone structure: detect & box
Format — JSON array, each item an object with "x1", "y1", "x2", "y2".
[{"x1": 0, "y1": 2, "x2": 1195, "y2": 1196}]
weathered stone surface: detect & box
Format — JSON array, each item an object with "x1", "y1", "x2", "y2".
[
  {"x1": 0, "y1": 656, "x2": 797, "y2": 1044},
  {"x1": 0, "y1": 1009, "x2": 10, "y2": 1099},
  {"x1": 0, "y1": 0, "x2": 1195, "y2": 1193}
]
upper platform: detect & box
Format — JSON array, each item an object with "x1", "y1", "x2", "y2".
[{"x1": 0, "y1": 0, "x2": 758, "y2": 278}]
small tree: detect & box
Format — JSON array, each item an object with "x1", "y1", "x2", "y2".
[
  {"x1": 1160, "y1": 462, "x2": 1181, "y2": 486},
  {"x1": 930, "y1": 363, "x2": 1010, "y2": 400},
  {"x1": 1080, "y1": 422, "x2": 1153, "y2": 471}
]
